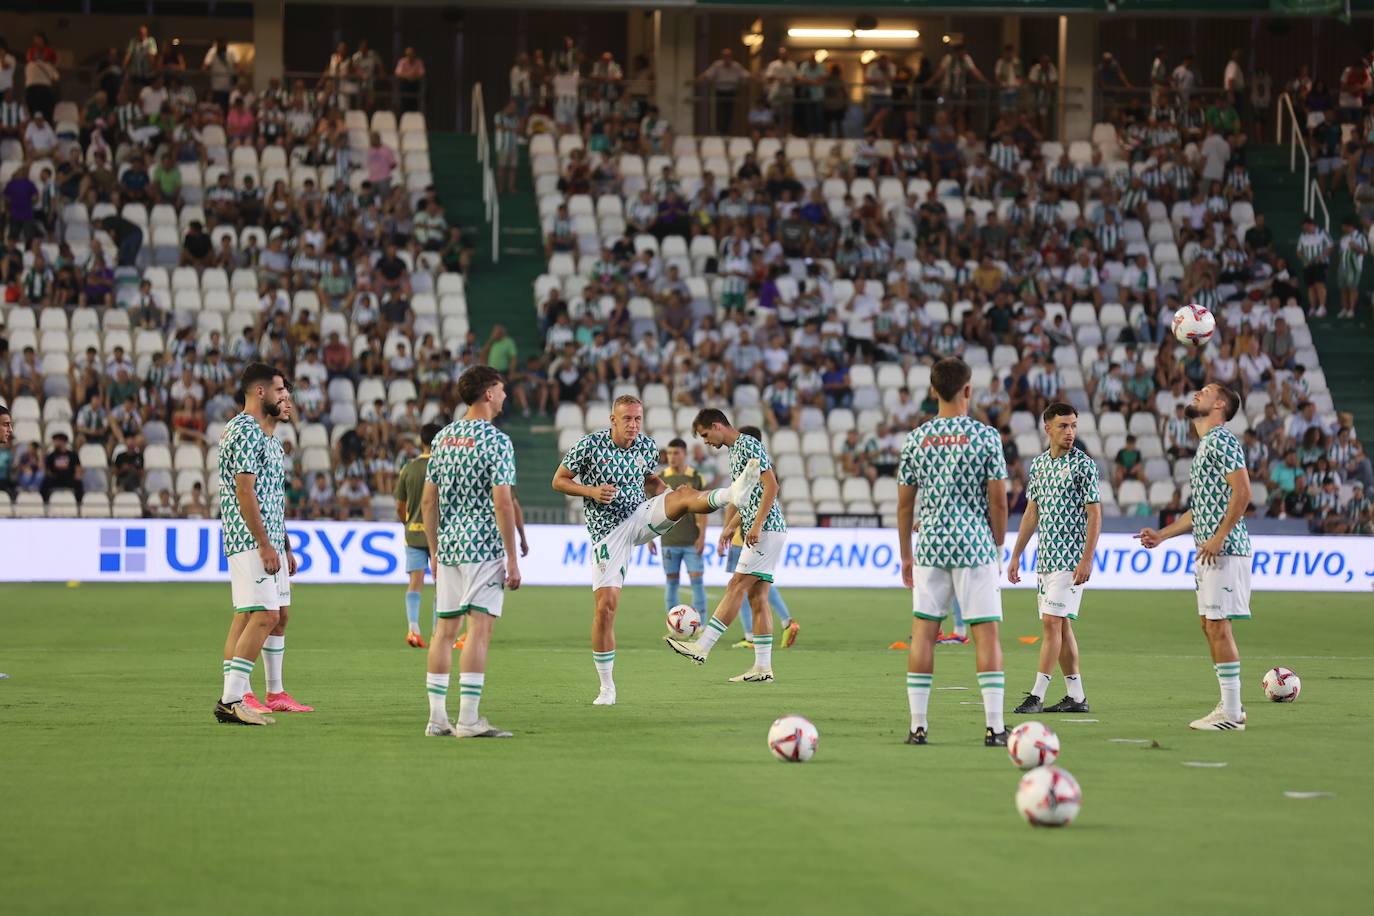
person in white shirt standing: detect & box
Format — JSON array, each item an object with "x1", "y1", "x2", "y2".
[
  {"x1": 764, "y1": 47, "x2": 798, "y2": 136},
  {"x1": 696, "y1": 47, "x2": 749, "y2": 135}
]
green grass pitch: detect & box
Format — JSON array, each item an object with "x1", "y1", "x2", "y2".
[{"x1": 0, "y1": 583, "x2": 1370, "y2": 915}]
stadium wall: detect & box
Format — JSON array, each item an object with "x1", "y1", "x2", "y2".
[{"x1": 1, "y1": 521, "x2": 1369, "y2": 592}]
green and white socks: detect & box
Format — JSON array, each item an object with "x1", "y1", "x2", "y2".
[
  {"x1": 906, "y1": 672, "x2": 933, "y2": 731},
  {"x1": 695, "y1": 615, "x2": 729, "y2": 655},
  {"x1": 704, "y1": 488, "x2": 732, "y2": 510},
  {"x1": 426, "y1": 672, "x2": 449, "y2": 724},
  {"x1": 458, "y1": 673, "x2": 483, "y2": 726},
  {"x1": 1215, "y1": 661, "x2": 1242, "y2": 720},
  {"x1": 753, "y1": 633, "x2": 773, "y2": 670},
  {"x1": 593, "y1": 650, "x2": 615, "y2": 690},
  {"x1": 262, "y1": 635, "x2": 285, "y2": 694},
  {"x1": 978, "y1": 670, "x2": 1005, "y2": 732},
  {"x1": 222, "y1": 656, "x2": 254, "y2": 704}
]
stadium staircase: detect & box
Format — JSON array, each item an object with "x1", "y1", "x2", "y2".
[
  {"x1": 1249, "y1": 144, "x2": 1374, "y2": 435},
  {"x1": 429, "y1": 133, "x2": 565, "y2": 519}
]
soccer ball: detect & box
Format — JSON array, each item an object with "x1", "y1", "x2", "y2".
[
  {"x1": 1007, "y1": 721, "x2": 1060, "y2": 770},
  {"x1": 1171, "y1": 303, "x2": 1216, "y2": 346},
  {"x1": 666, "y1": 605, "x2": 701, "y2": 637},
  {"x1": 1262, "y1": 666, "x2": 1302, "y2": 702},
  {"x1": 767, "y1": 715, "x2": 819, "y2": 763},
  {"x1": 1015, "y1": 766, "x2": 1082, "y2": 827}
]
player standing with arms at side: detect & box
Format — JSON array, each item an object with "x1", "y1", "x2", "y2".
[
  {"x1": 1008, "y1": 402, "x2": 1101, "y2": 714},
  {"x1": 0, "y1": 404, "x2": 11, "y2": 680},
  {"x1": 396, "y1": 422, "x2": 445, "y2": 648},
  {"x1": 1136, "y1": 384, "x2": 1252, "y2": 731},
  {"x1": 660, "y1": 438, "x2": 710, "y2": 619},
  {"x1": 896, "y1": 358, "x2": 1010, "y2": 746},
  {"x1": 214, "y1": 363, "x2": 291, "y2": 726},
  {"x1": 554, "y1": 396, "x2": 760, "y2": 705},
  {"x1": 420, "y1": 367, "x2": 520, "y2": 738},
  {"x1": 663, "y1": 410, "x2": 786, "y2": 683}
]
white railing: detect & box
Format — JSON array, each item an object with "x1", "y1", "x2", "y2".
[
  {"x1": 470, "y1": 83, "x2": 501, "y2": 263},
  {"x1": 1275, "y1": 92, "x2": 1329, "y2": 233}
]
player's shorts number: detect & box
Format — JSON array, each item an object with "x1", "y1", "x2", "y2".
[{"x1": 594, "y1": 543, "x2": 610, "y2": 563}]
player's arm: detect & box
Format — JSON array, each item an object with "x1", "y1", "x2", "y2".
[
  {"x1": 746, "y1": 468, "x2": 778, "y2": 546},
  {"x1": 897, "y1": 482, "x2": 917, "y2": 589},
  {"x1": 1198, "y1": 467, "x2": 1250, "y2": 566},
  {"x1": 234, "y1": 472, "x2": 281, "y2": 574},
  {"x1": 644, "y1": 473, "x2": 666, "y2": 497},
  {"x1": 1075, "y1": 501, "x2": 1101, "y2": 586},
  {"x1": 552, "y1": 464, "x2": 615, "y2": 503},
  {"x1": 718, "y1": 504, "x2": 740, "y2": 555},
  {"x1": 1008, "y1": 498, "x2": 1038, "y2": 584},
  {"x1": 1136, "y1": 510, "x2": 1192, "y2": 548},
  {"x1": 987, "y1": 477, "x2": 1008, "y2": 557},
  {"x1": 284, "y1": 531, "x2": 297, "y2": 576},
  {"x1": 492, "y1": 483, "x2": 521, "y2": 590},
  {"x1": 512, "y1": 492, "x2": 529, "y2": 556},
  {"x1": 694, "y1": 472, "x2": 707, "y2": 553},
  {"x1": 420, "y1": 479, "x2": 440, "y2": 573}
]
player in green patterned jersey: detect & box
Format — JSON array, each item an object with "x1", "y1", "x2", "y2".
[
  {"x1": 663, "y1": 410, "x2": 787, "y2": 682},
  {"x1": 1008, "y1": 403, "x2": 1101, "y2": 716},
  {"x1": 896, "y1": 358, "x2": 1010, "y2": 747},
  {"x1": 1137, "y1": 384, "x2": 1252, "y2": 731},
  {"x1": 553, "y1": 395, "x2": 761, "y2": 706},
  {"x1": 214, "y1": 363, "x2": 293, "y2": 727},
  {"x1": 420, "y1": 366, "x2": 522, "y2": 738}
]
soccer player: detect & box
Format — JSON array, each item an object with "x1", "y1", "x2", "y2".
[
  {"x1": 214, "y1": 363, "x2": 291, "y2": 726},
  {"x1": 660, "y1": 437, "x2": 709, "y2": 618},
  {"x1": 895, "y1": 358, "x2": 1010, "y2": 746},
  {"x1": 396, "y1": 422, "x2": 445, "y2": 647},
  {"x1": 730, "y1": 424, "x2": 799, "y2": 649},
  {"x1": 663, "y1": 410, "x2": 786, "y2": 683},
  {"x1": 1136, "y1": 384, "x2": 1252, "y2": 731},
  {"x1": 0, "y1": 404, "x2": 10, "y2": 680},
  {"x1": 554, "y1": 396, "x2": 760, "y2": 705},
  {"x1": 1008, "y1": 402, "x2": 1101, "y2": 715},
  {"x1": 420, "y1": 366, "x2": 521, "y2": 738}
]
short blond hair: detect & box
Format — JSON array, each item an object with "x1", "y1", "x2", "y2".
[{"x1": 612, "y1": 394, "x2": 643, "y2": 412}]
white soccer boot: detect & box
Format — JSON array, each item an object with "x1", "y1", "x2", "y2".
[
  {"x1": 727, "y1": 458, "x2": 761, "y2": 505},
  {"x1": 1188, "y1": 708, "x2": 1246, "y2": 731},
  {"x1": 455, "y1": 717, "x2": 514, "y2": 738},
  {"x1": 728, "y1": 666, "x2": 774, "y2": 683},
  {"x1": 423, "y1": 720, "x2": 458, "y2": 737},
  {"x1": 592, "y1": 687, "x2": 617, "y2": 706},
  {"x1": 663, "y1": 635, "x2": 707, "y2": 664}
]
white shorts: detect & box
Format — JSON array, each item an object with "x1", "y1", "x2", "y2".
[
  {"x1": 436, "y1": 557, "x2": 507, "y2": 618},
  {"x1": 1037, "y1": 570, "x2": 1084, "y2": 620},
  {"x1": 1195, "y1": 555, "x2": 1252, "y2": 621},
  {"x1": 912, "y1": 563, "x2": 1003, "y2": 624},
  {"x1": 733, "y1": 531, "x2": 787, "y2": 583},
  {"x1": 228, "y1": 549, "x2": 290, "y2": 612},
  {"x1": 590, "y1": 492, "x2": 678, "y2": 591}
]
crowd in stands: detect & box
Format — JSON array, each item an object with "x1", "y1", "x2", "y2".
[
  {"x1": 527, "y1": 40, "x2": 1373, "y2": 534},
  {"x1": 0, "y1": 24, "x2": 474, "y2": 522}
]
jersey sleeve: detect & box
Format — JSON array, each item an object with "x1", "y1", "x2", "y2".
[
  {"x1": 1026, "y1": 457, "x2": 1041, "y2": 504},
  {"x1": 641, "y1": 436, "x2": 660, "y2": 474},
  {"x1": 491, "y1": 433, "x2": 517, "y2": 487},
  {"x1": 1218, "y1": 431, "x2": 1246, "y2": 475},
  {"x1": 561, "y1": 435, "x2": 588, "y2": 478},
  {"x1": 1077, "y1": 452, "x2": 1101, "y2": 505},
  {"x1": 424, "y1": 447, "x2": 446, "y2": 487},
  {"x1": 222, "y1": 423, "x2": 259, "y2": 478},
  {"x1": 897, "y1": 433, "x2": 919, "y2": 487},
  {"x1": 750, "y1": 435, "x2": 772, "y2": 473}
]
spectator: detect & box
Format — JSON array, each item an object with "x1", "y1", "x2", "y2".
[
  {"x1": 1112, "y1": 434, "x2": 1146, "y2": 489},
  {"x1": 24, "y1": 32, "x2": 59, "y2": 121},
  {"x1": 41, "y1": 433, "x2": 82, "y2": 502}
]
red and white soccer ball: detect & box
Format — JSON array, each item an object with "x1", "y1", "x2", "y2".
[
  {"x1": 1262, "y1": 666, "x2": 1302, "y2": 702},
  {"x1": 1171, "y1": 303, "x2": 1217, "y2": 346},
  {"x1": 666, "y1": 605, "x2": 701, "y2": 637},
  {"x1": 1007, "y1": 721, "x2": 1060, "y2": 770},
  {"x1": 1016, "y1": 765, "x2": 1082, "y2": 827},
  {"x1": 767, "y1": 715, "x2": 819, "y2": 763}
]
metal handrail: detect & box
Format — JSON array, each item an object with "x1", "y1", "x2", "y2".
[
  {"x1": 1275, "y1": 92, "x2": 1312, "y2": 214},
  {"x1": 470, "y1": 82, "x2": 500, "y2": 264},
  {"x1": 1310, "y1": 178, "x2": 1330, "y2": 235}
]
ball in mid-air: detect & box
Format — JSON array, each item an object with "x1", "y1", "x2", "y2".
[
  {"x1": 767, "y1": 715, "x2": 819, "y2": 763},
  {"x1": 1262, "y1": 666, "x2": 1301, "y2": 702},
  {"x1": 1172, "y1": 303, "x2": 1216, "y2": 346},
  {"x1": 1015, "y1": 766, "x2": 1082, "y2": 827},
  {"x1": 666, "y1": 604, "x2": 701, "y2": 637},
  {"x1": 1008, "y1": 721, "x2": 1060, "y2": 770}
]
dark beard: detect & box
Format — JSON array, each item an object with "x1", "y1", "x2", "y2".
[
  {"x1": 264, "y1": 399, "x2": 282, "y2": 418},
  {"x1": 1183, "y1": 404, "x2": 1203, "y2": 419}
]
